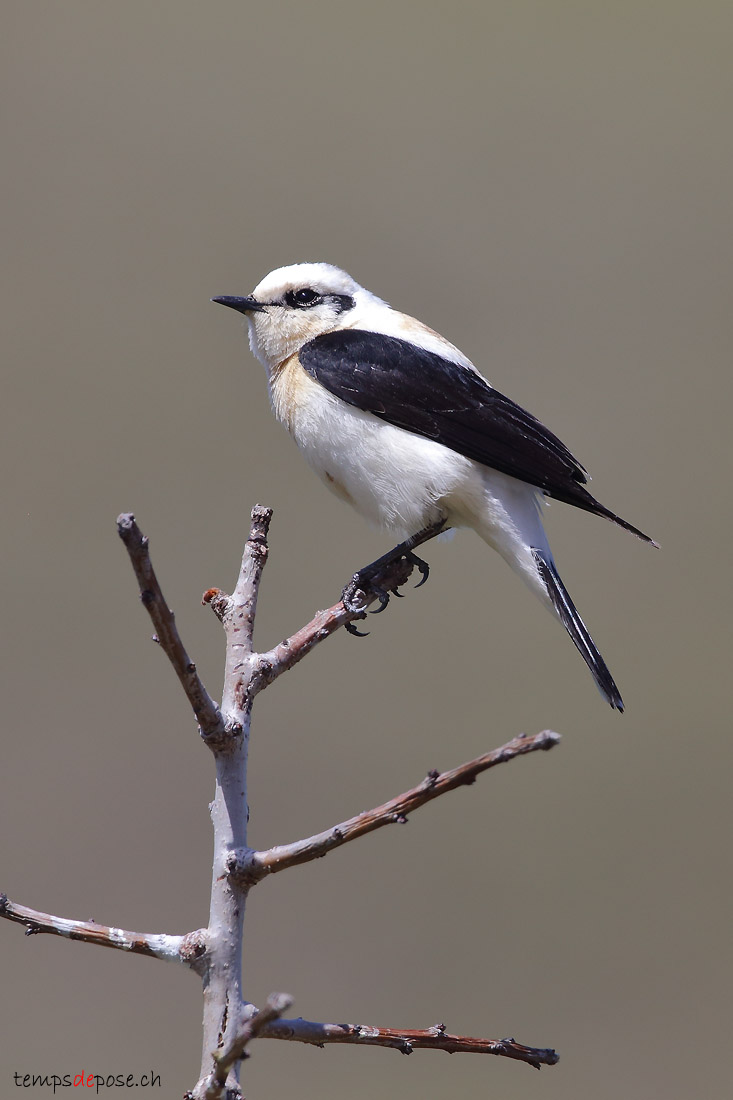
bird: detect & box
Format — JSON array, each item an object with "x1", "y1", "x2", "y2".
[{"x1": 213, "y1": 262, "x2": 656, "y2": 711}]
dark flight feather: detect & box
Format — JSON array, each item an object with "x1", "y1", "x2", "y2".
[{"x1": 299, "y1": 328, "x2": 655, "y2": 544}]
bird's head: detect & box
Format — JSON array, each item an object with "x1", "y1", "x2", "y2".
[{"x1": 213, "y1": 262, "x2": 387, "y2": 371}]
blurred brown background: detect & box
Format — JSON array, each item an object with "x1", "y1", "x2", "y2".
[{"x1": 2, "y1": 3, "x2": 730, "y2": 1097}]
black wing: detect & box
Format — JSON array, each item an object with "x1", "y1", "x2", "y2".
[{"x1": 299, "y1": 328, "x2": 654, "y2": 543}]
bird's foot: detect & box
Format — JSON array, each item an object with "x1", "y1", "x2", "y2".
[
  {"x1": 341, "y1": 519, "x2": 448, "y2": 637},
  {"x1": 341, "y1": 553, "x2": 426, "y2": 617}
]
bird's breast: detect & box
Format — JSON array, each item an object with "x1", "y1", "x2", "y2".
[
  {"x1": 268, "y1": 353, "x2": 314, "y2": 434},
  {"x1": 269, "y1": 355, "x2": 361, "y2": 491}
]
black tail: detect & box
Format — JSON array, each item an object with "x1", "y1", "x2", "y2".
[{"x1": 531, "y1": 547, "x2": 624, "y2": 711}]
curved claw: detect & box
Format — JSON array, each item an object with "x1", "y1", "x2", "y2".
[
  {"x1": 370, "y1": 588, "x2": 390, "y2": 614},
  {"x1": 345, "y1": 620, "x2": 370, "y2": 638},
  {"x1": 390, "y1": 588, "x2": 405, "y2": 598},
  {"x1": 407, "y1": 551, "x2": 430, "y2": 588}
]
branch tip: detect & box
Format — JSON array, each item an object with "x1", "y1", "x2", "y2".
[
  {"x1": 251, "y1": 503, "x2": 274, "y2": 525},
  {"x1": 115, "y1": 511, "x2": 136, "y2": 533},
  {"x1": 246, "y1": 505, "x2": 273, "y2": 554}
]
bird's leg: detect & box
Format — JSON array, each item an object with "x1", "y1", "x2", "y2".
[{"x1": 342, "y1": 518, "x2": 449, "y2": 634}]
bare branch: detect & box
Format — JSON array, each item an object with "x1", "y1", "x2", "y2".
[
  {"x1": 0, "y1": 893, "x2": 203, "y2": 967},
  {"x1": 31, "y1": 506, "x2": 562, "y2": 1096},
  {"x1": 233, "y1": 730, "x2": 560, "y2": 882},
  {"x1": 259, "y1": 1015, "x2": 558, "y2": 1069},
  {"x1": 202, "y1": 993, "x2": 294, "y2": 1098},
  {"x1": 117, "y1": 513, "x2": 225, "y2": 740}
]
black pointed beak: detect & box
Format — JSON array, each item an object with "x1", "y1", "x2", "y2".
[{"x1": 211, "y1": 295, "x2": 267, "y2": 314}]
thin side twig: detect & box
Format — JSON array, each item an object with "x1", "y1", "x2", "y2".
[
  {"x1": 0, "y1": 893, "x2": 204, "y2": 966},
  {"x1": 233, "y1": 730, "x2": 560, "y2": 882},
  {"x1": 204, "y1": 993, "x2": 294, "y2": 1098},
  {"x1": 117, "y1": 513, "x2": 225, "y2": 740},
  {"x1": 249, "y1": 553, "x2": 416, "y2": 695},
  {"x1": 258, "y1": 1015, "x2": 559, "y2": 1069}
]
